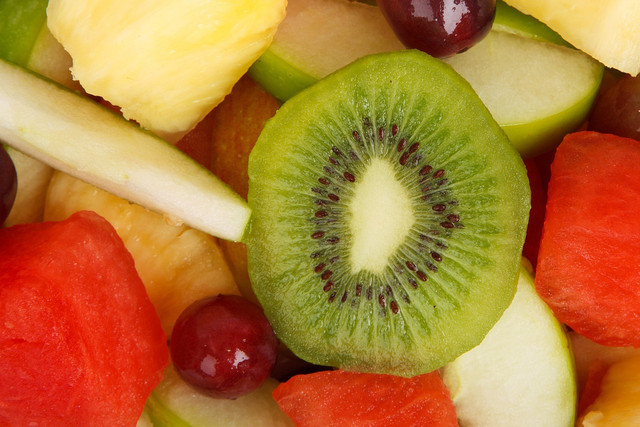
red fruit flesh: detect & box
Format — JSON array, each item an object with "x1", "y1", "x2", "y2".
[
  {"x1": 535, "y1": 131, "x2": 640, "y2": 347},
  {"x1": 0, "y1": 211, "x2": 168, "y2": 425},
  {"x1": 273, "y1": 370, "x2": 458, "y2": 426}
]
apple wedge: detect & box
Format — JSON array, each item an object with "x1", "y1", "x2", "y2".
[
  {"x1": 0, "y1": 58, "x2": 250, "y2": 242},
  {"x1": 250, "y1": 0, "x2": 602, "y2": 157},
  {"x1": 145, "y1": 365, "x2": 292, "y2": 427},
  {"x1": 440, "y1": 263, "x2": 576, "y2": 427}
]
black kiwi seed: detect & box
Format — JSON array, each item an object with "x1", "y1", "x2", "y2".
[{"x1": 246, "y1": 51, "x2": 530, "y2": 377}]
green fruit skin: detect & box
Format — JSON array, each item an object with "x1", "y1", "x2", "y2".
[
  {"x1": 493, "y1": 0, "x2": 571, "y2": 48},
  {"x1": 0, "y1": 0, "x2": 48, "y2": 66},
  {"x1": 248, "y1": 49, "x2": 316, "y2": 102},
  {"x1": 247, "y1": 50, "x2": 530, "y2": 377},
  {"x1": 501, "y1": 65, "x2": 603, "y2": 158}
]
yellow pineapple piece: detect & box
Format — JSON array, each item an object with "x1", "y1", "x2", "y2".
[
  {"x1": 44, "y1": 170, "x2": 240, "y2": 336},
  {"x1": 504, "y1": 0, "x2": 640, "y2": 75},
  {"x1": 46, "y1": 0, "x2": 287, "y2": 139},
  {"x1": 579, "y1": 355, "x2": 640, "y2": 426}
]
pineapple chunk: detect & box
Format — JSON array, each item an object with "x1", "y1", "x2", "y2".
[
  {"x1": 579, "y1": 355, "x2": 640, "y2": 426},
  {"x1": 46, "y1": 0, "x2": 287, "y2": 138},
  {"x1": 44, "y1": 171, "x2": 240, "y2": 336},
  {"x1": 504, "y1": 0, "x2": 640, "y2": 75}
]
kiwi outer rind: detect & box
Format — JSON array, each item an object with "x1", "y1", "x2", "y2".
[{"x1": 246, "y1": 50, "x2": 530, "y2": 377}]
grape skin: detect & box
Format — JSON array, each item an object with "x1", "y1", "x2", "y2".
[
  {"x1": 170, "y1": 294, "x2": 279, "y2": 399},
  {"x1": 378, "y1": 0, "x2": 496, "y2": 58}
]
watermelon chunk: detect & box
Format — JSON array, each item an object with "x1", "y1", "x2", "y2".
[
  {"x1": 272, "y1": 370, "x2": 458, "y2": 426},
  {"x1": 536, "y1": 131, "x2": 640, "y2": 347},
  {"x1": 0, "y1": 211, "x2": 169, "y2": 425}
]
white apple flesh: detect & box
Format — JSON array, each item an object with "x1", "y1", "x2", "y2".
[
  {"x1": 0, "y1": 58, "x2": 251, "y2": 242},
  {"x1": 250, "y1": 0, "x2": 603, "y2": 157},
  {"x1": 441, "y1": 264, "x2": 576, "y2": 427}
]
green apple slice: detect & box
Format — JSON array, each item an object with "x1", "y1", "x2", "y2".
[
  {"x1": 493, "y1": 0, "x2": 571, "y2": 47},
  {"x1": 248, "y1": 0, "x2": 403, "y2": 101},
  {"x1": 0, "y1": 0, "x2": 48, "y2": 66},
  {"x1": 440, "y1": 264, "x2": 576, "y2": 427},
  {"x1": 443, "y1": 30, "x2": 602, "y2": 157},
  {"x1": 250, "y1": 0, "x2": 602, "y2": 157},
  {"x1": 145, "y1": 365, "x2": 292, "y2": 427},
  {"x1": 0, "y1": 58, "x2": 250, "y2": 241}
]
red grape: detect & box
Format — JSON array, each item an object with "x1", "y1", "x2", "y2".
[
  {"x1": 170, "y1": 294, "x2": 278, "y2": 399},
  {"x1": 589, "y1": 74, "x2": 640, "y2": 141},
  {"x1": 378, "y1": 0, "x2": 496, "y2": 58},
  {"x1": 0, "y1": 147, "x2": 17, "y2": 226}
]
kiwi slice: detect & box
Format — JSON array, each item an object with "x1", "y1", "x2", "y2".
[{"x1": 246, "y1": 50, "x2": 530, "y2": 377}]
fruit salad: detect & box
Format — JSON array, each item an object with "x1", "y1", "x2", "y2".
[{"x1": 2, "y1": 0, "x2": 640, "y2": 425}]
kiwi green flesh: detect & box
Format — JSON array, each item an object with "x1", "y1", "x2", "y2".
[{"x1": 246, "y1": 50, "x2": 530, "y2": 377}]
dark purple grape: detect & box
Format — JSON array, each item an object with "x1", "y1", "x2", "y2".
[
  {"x1": 378, "y1": 0, "x2": 496, "y2": 58},
  {"x1": 170, "y1": 294, "x2": 278, "y2": 399},
  {"x1": 589, "y1": 74, "x2": 640, "y2": 141},
  {"x1": 0, "y1": 147, "x2": 17, "y2": 227}
]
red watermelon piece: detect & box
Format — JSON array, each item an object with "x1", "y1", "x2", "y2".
[
  {"x1": 273, "y1": 370, "x2": 458, "y2": 426},
  {"x1": 0, "y1": 211, "x2": 169, "y2": 425},
  {"x1": 536, "y1": 131, "x2": 640, "y2": 347}
]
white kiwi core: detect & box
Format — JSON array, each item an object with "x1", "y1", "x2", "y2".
[{"x1": 347, "y1": 158, "x2": 415, "y2": 274}]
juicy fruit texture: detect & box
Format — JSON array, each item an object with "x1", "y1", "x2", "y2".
[
  {"x1": 444, "y1": 30, "x2": 603, "y2": 158},
  {"x1": 0, "y1": 211, "x2": 168, "y2": 424},
  {"x1": 273, "y1": 370, "x2": 458, "y2": 426},
  {"x1": 247, "y1": 50, "x2": 529, "y2": 376},
  {"x1": 504, "y1": 0, "x2": 640, "y2": 75},
  {"x1": 249, "y1": 0, "x2": 404, "y2": 101},
  {"x1": 207, "y1": 75, "x2": 281, "y2": 302},
  {"x1": 441, "y1": 264, "x2": 576, "y2": 427},
  {"x1": 536, "y1": 131, "x2": 640, "y2": 347},
  {"x1": 146, "y1": 364, "x2": 292, "y2": 427},
  {"x1": 492, "y1": 0, "x2": 569, "y2": 47},
  {"x1": 0, "y1": 146, "x2": 17, "y2": 226},
  {"x1": 578, "y1": 355, "x2": 640, "y2": 425},
  {"x1": 0, "y1": 57, "x2": 251, "y2": 241},
  {"x1": 250, "y1": 0, "x2": 603, "y2": 158},
  {"x1": 46, "y1": 0, "x2": 286, "y2": 137},
  {"x1": 170, "y1": 295, "x2": 278, "y2": 399},
  {"x1": 378, "y1": 0, "x2": 496, "y2": 58},
  {"x1": 44, "y1": 171, "x2": 240, "y2": 336},
  {"x1": 589, "y1": 74, "x2": 640, "y2": 141}
]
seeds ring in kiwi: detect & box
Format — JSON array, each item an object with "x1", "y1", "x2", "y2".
[{"x1": 247, "y1": 50, "x2": 530, "y2": 377}]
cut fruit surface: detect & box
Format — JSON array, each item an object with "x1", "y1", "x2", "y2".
[
  {"x1": 0, "y1": 58, "x2": 250, "y2": 241},
  {"x1": 536, "y1": 131, "x2": 640, "y2": 347},
  {"x1": 0, "y1": 211, "x2": 168, "y2": 425},
  {"x1": 44, "y1": 171, "x2": 240, "y2": 336},
  {"x1": 444, "y1": 30, "x2": 602, "y2": 157},
  {"x1": 145, "y1": 365, "x2": 292, "y2": 427},
  {"x1": 441, "y1": 264, "x2": 576, "y2": 427},
  {"x1": 247, "y1": 50, "x2": 529, "y2": 377},
  {"x1": 250, "y1": 0, "x2": 602, "y2": 158},
  {"x1": 273, "y1": 370, "x2": 458, "y2": 426},
  {"x1": 578, "y1": 355, "x2": 640, "y2": 426},
  {"x1": 46, "y1": 0, "x2": 286, "y2": 137},
  {"x1": 504, "y1": 0, "x2": 640, "y2": 75}
]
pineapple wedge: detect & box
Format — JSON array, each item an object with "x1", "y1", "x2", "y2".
[
  {"x1": 504, "y1": 0, "x2": 640, "y2": 75},
  {"x1": 578, "y1": 355, "x2": 640, "y2": 425},
  {"x1": 46, "y1": 0, "x2": 287, "y2": 138},
  {"x1": 44, "y1": 171, "x2": 240, "y2": 336}
]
